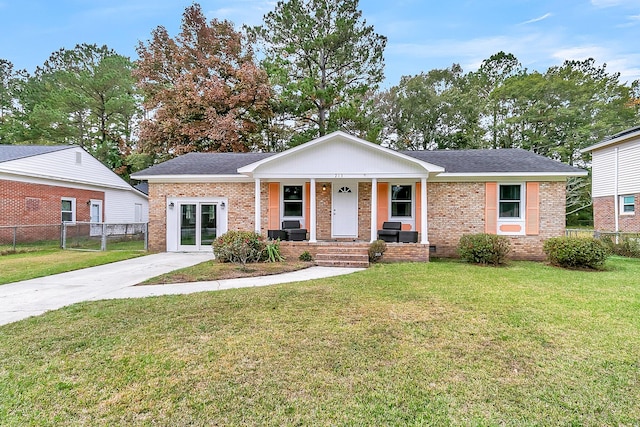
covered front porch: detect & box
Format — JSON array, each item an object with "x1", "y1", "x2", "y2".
[{"x1": 239, "y1": 132, "x2": 445, "y2": 248}]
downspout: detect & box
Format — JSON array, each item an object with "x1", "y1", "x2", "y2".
[{"x1": 614, "y1": 147, "x2": 619, "y2": 234}]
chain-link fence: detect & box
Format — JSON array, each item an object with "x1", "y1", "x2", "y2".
[
  {"x1": 1, "y1": 222, "x2": 148, "y2": 253},
  {"x1": 0, "y1": 224, "x2": 62, "y2": 253},
  {"x1": 565, "y1": 229, "x2": 640, "y2": 257},
  {"x1": 62, "y1": 222, "x2": 148, "y2": 251}
]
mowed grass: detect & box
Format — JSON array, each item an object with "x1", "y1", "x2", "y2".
[
  {"x1": 1, "y1": 257, "x2": 639, "y2": 425},
  {"x1": 0, "y1": 249, "x2": 145, "y2": 285}
]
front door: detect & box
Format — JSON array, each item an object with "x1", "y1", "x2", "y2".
[
  {"x1": 178, "y1": 203, "x2": 217, "y2": 251},
  {"x1": 332, "y1": 182, "x2": 358, "y2": 238}
]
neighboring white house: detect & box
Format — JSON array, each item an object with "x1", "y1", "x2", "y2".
[
  {"x1": 582, "y1": 125, "x2": 640, "y2": 233},
  {"x1": 1, "y1": 145, "x2": 148, "y2": 227}
]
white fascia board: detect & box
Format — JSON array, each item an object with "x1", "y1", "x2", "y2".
[
  {"x1": 582, "y1": 129, "x2": 640, "y2": 153},
  {"x1": 140, "y1": 174, "x2": 253, "y2": 183},
  {"x1": 0, "y1": 168, "x2": 134, "y2": 190},
  {"x1": 430, "y1": 172, "x2": 586, "y2": 182},
  {"x1": 251, "y1": 172, "x2": 431, "y2": 179}
]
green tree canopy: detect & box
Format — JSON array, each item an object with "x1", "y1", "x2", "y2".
[
  {"x1": 249, "y1": 0, "x2": 386, "y2": 145},
  {"x1": 14, "y1": 44, "x2": 138, "y2": 172}
]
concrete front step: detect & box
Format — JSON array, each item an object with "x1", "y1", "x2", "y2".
[{"x1": 316, "y1": 260, "x2": 369, "y2": 268}]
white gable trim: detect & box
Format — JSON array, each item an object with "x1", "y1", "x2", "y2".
[
  {"x1": 237, "y1": 131, "x2": 445, "y2": 178},
  {"x1": 582, "y1": 127, "x2": 640, "y2": 153}
]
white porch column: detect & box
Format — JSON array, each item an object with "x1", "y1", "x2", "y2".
[
  {"x1": 421, "y1": 177, "x2": 428, "y2": 244},
  {"x1": 310, "y1": 178, "x2": 317, "y2": 242},
  {"x1": 370, "y1": 178, "x2": 378, "y2": 242},
  {"x1": 254, "y1": 178, "x2": 261, "y2": 234}
]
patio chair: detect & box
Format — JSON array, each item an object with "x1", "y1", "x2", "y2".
[
  {"x1": 281, "y1": 220, "x2": 307, "y2": 241},
  {"x1": 377, "y1": 221, "x2": 401, "y2": 243}
]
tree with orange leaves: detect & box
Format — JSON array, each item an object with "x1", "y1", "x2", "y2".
[{"x1": 134, "y1": 4, "x2": 272, "y2": 162}]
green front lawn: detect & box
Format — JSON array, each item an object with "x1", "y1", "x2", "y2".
[
  {"x1": 0, "y1": 249, "x2": 145, "y2": 285},
  {"x1": 1, "y1": 257, "x2": 639, "y2": 425}
]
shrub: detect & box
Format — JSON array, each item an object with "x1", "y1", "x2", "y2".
[
  {"x1": 265, "y1": 240, "x2": 284, "y2": 262},
  {"x1": 600, "y1": 235, "x2": 640, "y2": 258},
  {"x1": 543, "y1": 236, "x2": 610, "y2": 269},
  {"x1": 212, "y1": 231, "x2": 266, "y2": 269},
  {"x1": 299, "y1": 251, "x2": 313, "y2": 262},
  {"x1": 457, "y1": 233, "x2": 511, "y2": 266},
  {"x1": 368, "y1": 239, "x2": 387, "y2": 262}
]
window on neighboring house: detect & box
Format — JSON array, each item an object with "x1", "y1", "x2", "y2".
[
  {"x1": 621, "y1": 195, "x2": 635, "y2": 214},
  {"x1": 283, "y1": 185, "x2": 303, "y2": 217},
  {"x1": 61, "y1": 198, "x2": 75, "y2": 222},
  {"x1": 499, "y1": 184, "x2": 522, "y2": 218},
  {"x1": 391, "y1": 184, "x2": 412, "y2": 217}
]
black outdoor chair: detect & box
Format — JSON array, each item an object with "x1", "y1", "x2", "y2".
[
  {"x1": 281, "y1": 220, "x2": 307, "y2": 241},
  {"x1": 377, "y1": 221, "x2": 402, "y2": 243}
]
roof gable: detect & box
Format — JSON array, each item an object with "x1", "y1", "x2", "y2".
[
  {"x1": 0, "y1": 145, "x2": 71, "y2": 163},
  {"x1": 238, "y1": 131, "x2": 444, "y2": 178},
  {"x1": 582, "y1": 125, "x2": 640, "y2": 153},
  {"x1": 0, "y1": 145, "x2": 140, "y2": 191}
]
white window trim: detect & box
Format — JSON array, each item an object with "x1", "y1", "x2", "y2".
[
  {"x1": 61, "y1": 197, "x2": 76, "y2": 223},
  {"x1": 281, "y1": 184, "x2": 305, "y2": 225},
  {"x1": 497, "y1": 183, "x2": 526, "y2": 236},
  {"x1": 389, "y1": 183, "x2": 415, "y2": 229},
  {"x1": 498, "y1": 183, "x2": 524, "y2": 219},
  {"x1": 620, "y1": 195, "x2": 635, "y2": 216}
]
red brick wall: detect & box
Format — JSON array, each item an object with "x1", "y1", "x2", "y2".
[
  {"x1": 426, "y1": 181, "x2": 566, "y2": 260},
  {"x1": 149, "y1": 180, "x2": 567, "y2": 260},
  {"x1": 0, "y1": 179, "x2": 103, "y2": 226},
  {"x1": 593, "y1": 194, "x2": 640, "y2": 232},
  {"x1": 148, "y1": 182, "x2": 259, "y2": 252}
]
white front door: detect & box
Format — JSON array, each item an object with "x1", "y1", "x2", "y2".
[{"x1": 332, "y1": 182, "x2": 358, "y2": 238}]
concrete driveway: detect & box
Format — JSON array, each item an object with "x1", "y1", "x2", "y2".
[{"x1": 0, "y1": 252, "x2": 363, "y2": 326}]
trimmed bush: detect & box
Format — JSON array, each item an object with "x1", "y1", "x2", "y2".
[
  {"x1": 212, "y1": 231, "x2": 266, "y2": 268},
  {"x1": 543, "y1": 236, "x2": 610, "y2": 269},
  {"x1": 299, "y1": 251, "x2": 313, "y2": 262},
  {"x1": 457, "y1": 233, "x2": 511, "y2": 266},
  {"x1": 368, "y1": 239, "x2": 387, "y2": 262}
]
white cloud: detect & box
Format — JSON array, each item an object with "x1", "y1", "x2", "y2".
[{"x1": 519, "y1": 13, "x2": 552, "y2": 25}]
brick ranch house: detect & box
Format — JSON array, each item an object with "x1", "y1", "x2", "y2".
[
  {"x1": 132, "y1": 131, "x2": 586, "y2": 262},
  {"x1": 1, "y1": 145, "x2": 148, "y2": 243},
  {"x1": 582, "y1": 125, "x2": 640, "y2": 233}
]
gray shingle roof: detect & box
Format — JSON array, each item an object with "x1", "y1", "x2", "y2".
[
  {"x1": 0, "y1": 145, "x2": 73, "y2": 163},
  {"x1": 403, "y1": 148, "x2": 584, "y2": 174},
  {"x1": 134, "y1": 148, "x2": 583, "y2": 176},
  {"x1": 135, "y1": 152, "x2": 276, "y2": 175}
]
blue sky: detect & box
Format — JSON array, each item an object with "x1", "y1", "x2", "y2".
[{"x1": 1, "y1": 0, "x2": 639, "y2": 87}]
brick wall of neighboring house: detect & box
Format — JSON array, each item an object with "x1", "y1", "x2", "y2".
[
  {"x1": 426, "y1": 181, "x2": 566, "y2": 260},
  {"x1": 593, "y1": 194, "x2": 640, "y2": 232},
  {"x1": 0, "y1": 179, "x2": 104, "y2": 243}
]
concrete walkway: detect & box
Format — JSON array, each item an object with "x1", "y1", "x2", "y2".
[{"x1": 0, "y1": 252, "x2": 364, "y2": 326}]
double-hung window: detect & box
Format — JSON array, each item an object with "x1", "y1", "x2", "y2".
[
  {"x1": 621, "y1": 195, "x2": 635, "y2": 214},
  {"x1": 499, "y1": 184, "x2": 522, "y2": 218},
  {"x1": 283, "y1": 185, "x2": 303, "y2": 217},
  {"x1": 61, "y1": 198, "x2": 75, "y2": 223},
  {"x1": 391, "y1": 185, "x2": 412, "y2": 217}
]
